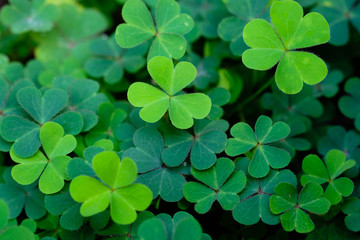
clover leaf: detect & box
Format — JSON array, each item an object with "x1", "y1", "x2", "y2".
[
  {"x1": 0, "y1": 168, "x2": 46, "y2": 220},
  {"x1": 0, "y1": 0, "x2": 59, "y2": 34},
  {"x1": 96, "y1": 211, "x2": 154, "y2": 239},
  {"x1": 218, "y1": 0, "x2": 270, "y2": 56},
  {"x1": 270, "y1": 182, "x2": 331, "y2": 233},
  {"x1": 342, "y1": 197, "x2": 360, "y2": 232},
  {"x1": 317, "y1": 126, "x2": 360, "y2": 177},
  {"x1": 301, "y1": 150, "x2": 355, "y2": 205},
  {"x1": 137, "y1": 211, "x2": 211, "y2": 240},
  {"x1": 161, "y1": 119, "x2": 228, "y2": 170},
  {"x1": 339, "y1": 77, "x2": 360, "y2": 131},
  {"x1": 45, "y1": 184, "x2": 83, "y2": 231},
  {"x1": 9, "y1": 122, "x2": 76, "y2": 194},
  {"x1": 69, "y1": 151, "x2": 152, "y2": 225},
  {"x1": 313, "y1": 0, "x2": 360, "y2": 46},
  {"x1": 183, "y1": 158, "x2": 246, "y2": 213},
  {"x1": 313, "y1": 69, "x2": 344, "y2": 98},
  {"x1": 0, "y1": 78, "x2": 35, "y2": 152},
  {"x1": 179, "y1": 0, "x2": 229, "y2": 40},
  {"x1": 232, "y1": 167, "x2": 297, "y2": 226},
  {"x1": 0, "y1": 86, "x2": 81, "y2": 158},
  {"x1": 52, "y1": 76, "x2": 109, "y2": 132},
  {"x1": 226, "y1": 115, "x2": 291, "y2": 178},
  {"x1": 0, "y1": 200, "x2": 36, "y2": 240},
  {"x1": 115, "y1": 0, "x2": 194, "y2": 60},
  {"x1": 127, "y1": 56, "x2": 212, "y2": 129},
  {"x1": 242, "y1": 0, "x2": 330, "y2": 94},
  {"x1": 85, "y1": 102, "x2": 127, "y2": 151},
  {"x1": 123, "y1": 127, "x2": 187, "y2": 202},
  {"x1": 35, "y1": 4, "x2": 108, "y2": 63},
  {"x1": 85, "y1": 34, "x2": 148, "y2": 84}
]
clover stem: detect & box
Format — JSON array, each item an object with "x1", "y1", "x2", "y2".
[{"x1": 227, "y1": 77, "x2": 273, "y2": 117}]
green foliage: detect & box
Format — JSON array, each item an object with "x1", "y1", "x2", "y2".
[
  {"x1": 10, "y1": 122, "x2": 76, "y2": 194},
  {"x1": 242, "y1": 0, "x2": 330, "y2": 94},
  {"x1": 0, "y1": 168, "x2": 46, "y2": 219},
  {"x1": 0, "y1": 0, "x2": 359, "y2": 238},
  {"x1": 183, "y1": 158, "x2": 246, "y2": 213},
  {"x1": 232, "y1": 167, "x2": 297, "y2": 225},
  {"x1": 127, "y1": 56, "x2": 212, "y2": 129},
  {"x1": 226, "y1": 115, "x2": 291, "y2": 178},
  {"x1": 0, "y1": 0, "x2": 59, "y2": 34},
  {"x1": 313, "y1": 0, "x2": 360, "y2": 46},
  {"x1": 270, "y1": 182, "x2": 331, "y2": 233},
  {"x1": 116, "y1": 0, "x2": 194, "y2": 60},
  {"x1": 342, "y1": 197, "x2": 360, "y2": 232},
  {"x1": 123, "y1": 127, "x2": 187, "y2": 202},
  {"x1": 301, "y1": 150, "x2": 355, "y2": 205},
  {"x1": 218, "y1": 0, "x2": 270, "y2": 56},
  {"x1": 69, "y1": 151, "x2": 152, "y2": 224},
  {"x1": 137, "y1": 211, "x2": 211, "y2": 240}
]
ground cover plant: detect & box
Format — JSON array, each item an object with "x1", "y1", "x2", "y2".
[{"x1": 0, "y1": 0, "x2": 360, "y2": 239}]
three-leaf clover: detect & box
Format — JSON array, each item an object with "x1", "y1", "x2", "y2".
[
  {"x1": 0, "y1": 86, "x2": 81, "y2": 158},
  {"x1": 116, "y1": 0, "x2": 194, "y2": 60},
  {"x1": 218, "y1": 0, "x2": 271, "y2": 56},
  {"x1": 183, "y1": 158, "x2": 246, "y2": 214},
  {"x1": 123, "y1": 127, "x2": 187, "y2": 202},
  {"x1": 9, "y1": 122, "x2": 76, "y2": 194},
  {"x1": 342, "y1": 197, "x2": 360, "y2": 232},
  {"x1": 69, "y1": 151, "x2": 153, "y2": 225},
  {"x1": 313, "y1": 0, "x2": 360, "y2": 46},
  {"x1": 270, "y1": 182, "x2": 331, "y2": 233},
  {"x1": 301, "y1": 150, "x2": 355, "y2": 205},
  {"x1": 127, "y1": 56, "x2": 212, "y2": 129},
  {"x1": 85, "y1": 35, "x2": 148, "y2": 84},
  {"x1": 242, "y1": 0, "x2": 330, "y2": 94},
  {"x1": 0, "y1": 0, "x2": 59, "y2": 34},
  {"x1": 0, "y1": 167, "x2": 46, "y2": 220},
  {"x1": 232, "y1": 167, "x2": 297, "y2": 226},
  {"x1": 225, "y1": 115, "x2": 291, "y2": 178},
  {"x1": 162, "y1": 119, "x2": 228, "y2": 170}
]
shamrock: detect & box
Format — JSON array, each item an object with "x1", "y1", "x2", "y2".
[
  {"x1": 313, "y1": 0, "x2": 360, "y2": 46},
  {"x1": 207, "y1": 87, "x2": 231, "y2": 120},
  {"x1": 0, "y1": 167, "x2": 46, "y2": 220},
  {"x1": 52, "y1": 76, "x2": 109, "y2": 132},
  {"x1": 85, "y1": 102, "x2": 127, "y2": 151},
  {"x1": 1, "y1": 87, "x2": 82, "y2": 158},
  {"x1": 342, "y1": 197, "x2": 360, "y2": 232},
  {"x1": 183, "y1": 158, "x2": 246, "y2": 213},
  {"x1": 242, "y1": 0, "x2": 330, "y2": 94},
  {"x1": 179, "y1": 0, "x2": 230, "y2": 40},
  {"x1": 218, "y1": 0, "x2": 271, "y2": 56},
  {"x1": 301, "y1": 150, "x2": 355, "y2": 205},
  {"x1": 69, "y1": 151, "x2": 153, "y2": 225},
  {"x1": 127, "y1": 56, "x2": 212, "y2": 129},
  {"x1": 115, "y1": 0, "x2": 194, "y2": 60},
  {"x1": 225, "y1": 115, "x2": 291, "y2": 178},
  {"x1": 85, "y1": 35, "x2": 148, "y2": 84},
  {"x1": 232, "y1": 166, "x2": 297, "y2": 226},
  {"x1": 317, "y1": 126, "x2": 360, "y2": 177},
  {"x1": 161, "y1": 119, "x2": 228, "y2": 170},
  {"x1": 270, "y1": 182, "x2": 331, "y2": 233},
  {"x1": 137, "y1": 212, "x2": 211, "y2": 240},
  {"x1": 35, "y1": 4, "x2": 108, "y2": 63},
  {"x1": 0, "y1": 0, "x2": 59, "y2": 34},
  {"x1": 0, "y1": 78, "x2": 35, "y2": 152},
  {"x1": 9, "y1": 122, "x2": 77, "y2": 194},
  {"x1": 123, "y1": 127, "x2": 187, "y2": 202},
  {"x1": 313, "y1": 69, "x2": 344, "y2": 98},
  {"x1": 339, "y1": 77, "x2": 360, "y2": 131}
]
